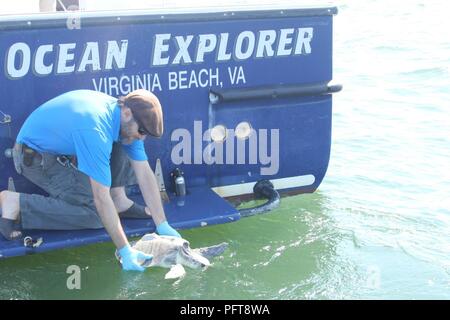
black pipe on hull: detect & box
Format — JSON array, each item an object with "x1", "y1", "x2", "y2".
[{"x1": 239, "y1": 180, "x2": 280, "y2": 217}]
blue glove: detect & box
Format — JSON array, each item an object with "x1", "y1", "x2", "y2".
[
  {"x1": 118, "y1": 244, "x2": 153, "y2": 271},
  {"x1": 156, "y1": 221, "x2": 181, "y2": 238}
]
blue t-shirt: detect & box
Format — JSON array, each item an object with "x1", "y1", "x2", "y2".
[{"x1": 16, "y1": 90, "x2": 148, "y2": 186}]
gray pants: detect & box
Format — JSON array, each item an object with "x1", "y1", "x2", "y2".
[{"x1": 15, "y1": 143, "x2": 137, "y2": 230}]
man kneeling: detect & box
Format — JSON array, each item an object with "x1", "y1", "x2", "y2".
[{"x1": 0, "y1": 89, "x2": 180, "y2": 271}]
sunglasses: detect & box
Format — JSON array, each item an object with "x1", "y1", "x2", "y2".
[
  {"x1": 131, "y1": 114, "x2": 149, "y2": 136},
  {"x1": 130, "y1": 111, "x2": 159, "y2": 137},
  {"x1": 137, "y1": 126, "x2": 149, "y2": 136}
]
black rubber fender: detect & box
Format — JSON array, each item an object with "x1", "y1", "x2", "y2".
[{"x1": 239, "y1": 180, "x2": 281, "y2": 217}]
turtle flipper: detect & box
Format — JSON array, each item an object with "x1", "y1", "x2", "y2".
[
  {"x1": 165, "y1": 264, "x2": 186, "y2": 279},
  {"x1": 194, "y1": 242, "x2": 229, "y2": 260}
]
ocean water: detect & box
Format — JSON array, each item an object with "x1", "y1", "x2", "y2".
[{"x1": 1, "y1": 0, "x2": 449, "y2": 299}]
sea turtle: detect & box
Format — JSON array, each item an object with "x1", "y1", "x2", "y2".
[{"x1": 116, "y1": 233, "x2": 228, "y2": 279}]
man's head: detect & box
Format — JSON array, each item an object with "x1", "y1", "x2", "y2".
[{"x1": 118, "y1": 89, "x2": 163, "y2": 144}]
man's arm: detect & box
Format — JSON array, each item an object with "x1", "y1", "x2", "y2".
[
  {"x1": 90, "y1": 178, "x2": 153, "y2": 271},
  {"x1": 90, "y1": 178, "x2": 129, "y2": 249},
  {"x1": 130, "y1": 160, "x2": 166, "y2": 226}
]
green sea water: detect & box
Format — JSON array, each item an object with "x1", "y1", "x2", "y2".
[{"x1": 1, "y1": 0, "x2": 449, "y2": 299}]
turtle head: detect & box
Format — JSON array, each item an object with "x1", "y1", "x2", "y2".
[{"x1": 176, "y1": 239, "x2": 211, "y2": 269}]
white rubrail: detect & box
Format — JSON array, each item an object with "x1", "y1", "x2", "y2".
[
  {"x1": 1, "y1": 1, "x2": 335, "y2": 16},
  {"x1": 212, "y1": 174, "x2": 315, "y2": 197}
]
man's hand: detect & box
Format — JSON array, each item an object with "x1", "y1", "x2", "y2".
[{"x1": 118, "y1": 244, "x2": 153, "y2": 271}]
